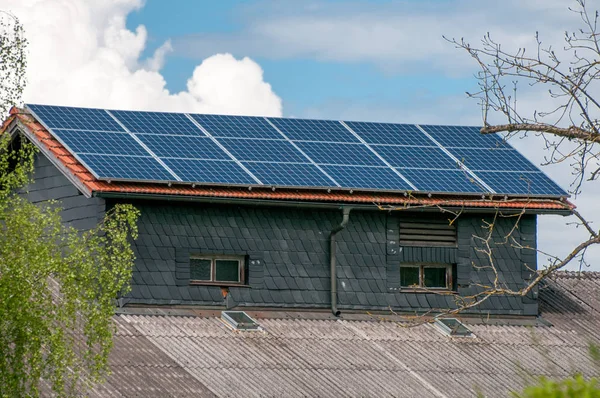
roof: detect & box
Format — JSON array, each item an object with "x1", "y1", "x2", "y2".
[
  {"x1": 5, "y1": 107, "x2": 573, "y2": 212},
  {"x1": 72, "y1": 271, "x2": 599, "y2": 398}
]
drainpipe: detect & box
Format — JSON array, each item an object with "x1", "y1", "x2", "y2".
[{"x1": 330, "y1": 207, "x2": 351, "y2": 317}]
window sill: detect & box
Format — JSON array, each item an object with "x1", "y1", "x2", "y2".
[
  {"x1": 189, "y1": 281, "x2": 251, "y2": 288},
  {"x1": 399, "y1": 288, "x2": 458, "y2": 295}
]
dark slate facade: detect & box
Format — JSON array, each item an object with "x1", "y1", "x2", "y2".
[
  {"x1": 123, "y1": 200, "x2": 538, "y2": 316},
  {"x1": 22, "y1": 153, "x2": 105, "y2": 231},
  {"x1": 25, "y1": 152, "x2": 539, "y2": 316}
]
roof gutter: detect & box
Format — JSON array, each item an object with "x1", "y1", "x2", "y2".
[
  {"x1": 330, "y1": 207, "x2": 351, "y2": 317},
  {"x1": 93, "y1": 191, "x2": 573, "y2": 215}
]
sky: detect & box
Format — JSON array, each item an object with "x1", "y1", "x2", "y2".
[{"x1": 2, "y1": 0, "x2": 599, "y2": 271}]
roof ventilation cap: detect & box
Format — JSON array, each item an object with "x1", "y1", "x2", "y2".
[
  {"x1": 221, "y1": 311, "x2": 261, "y2": 331},
  {"x1": 434, "y1": 317, "x2": 473, "y2": 337}
]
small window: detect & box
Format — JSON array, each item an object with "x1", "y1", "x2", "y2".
[
  {"x1": 400, "y1": 264, "x2": 453, "y2": 290},
  {"x1": 435, "y1": 318, "x2": 473, "y2": 337},
  {"x1": 190, "y1": 255, "x2": 245, "y2": 286},
  {"x1": 221, "y1": 311, "x2": 261, "y2": 331}
]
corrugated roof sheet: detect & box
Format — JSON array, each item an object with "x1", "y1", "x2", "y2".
[
  {"x1": 5, "y1": 108, "x2": 573, "y2": 211},
  {"x1": 77, "y1": 271, "x2": 600, "y2": 398}
]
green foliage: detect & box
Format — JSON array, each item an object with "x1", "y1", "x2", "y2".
[
  {"x1": 512, "y1": 374, "x2": 600, "y2": 398},
  {"x1": 0, "y1": 12, "x2": 27, "y2": 115},
  {"x1": 0, "y1": 12, "x2": 139, "y2": 397},
  {"x1": 589, "y1": 342, "x2": 600, "y2": 364},
  {"x1": 0, "y1": 137, "x2": 140, "y2": 396}
]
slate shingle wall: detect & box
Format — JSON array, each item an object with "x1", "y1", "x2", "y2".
[
  {"x1": 123, "y1": 200, "x2": 538, "y2": 315},
  {"x1": 22, "y1": 153, "x2": 105, "y2": 231}
]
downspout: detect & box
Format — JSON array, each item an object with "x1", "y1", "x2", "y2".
[{"x1": 330, "y1": 207, "x2": 351, "y2": 316}]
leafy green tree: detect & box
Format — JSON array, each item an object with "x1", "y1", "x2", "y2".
[
  {"x1": 512, "y1": 375, "x2": 600, "y2": 398},
  {"x1": 0, "y1": 13, "x2": 140, "y2": 398},
  {"x1": 0, "y1": 12, "x2": 26, "y2": 116}
]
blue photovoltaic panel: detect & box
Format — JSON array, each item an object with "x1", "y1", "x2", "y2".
[
  {"x1": 476, "y1": 171, "x2": 566, "y2": 196},
  {"x1": 137, "y1": 134, "x2": 229, "y2": 160},
  {"x1": 28, "y1": 104, "x2": 124, "y2": 132},
  {"x1": 26, "y1": 104, "x2": 568, "y2": 196},
  {"x1": 111, "y1": 110, "x2": 204, "y2": 136},
  {"x1": 295, "y1": 142, "x2": 385, "y2": 166},
  {"x1": 162, "y1": 158, "x2": 257, "y2": 185},
  {"x1": 191, "y1": 114, "x2": 281, "y2": 139},
  {"x1": 218, "y1": 138, "x2": 307, "y2": 163},
  {"x1": 420, "y1": 125, "x2": 507, "y2": 149},
  {"x1": 242, "y1": 162, "x2": 334, "y2": 187},
  {"x1": 448, "y1": 148, "x2": 539, "y2": 172},
  {"x1": 345, "y1": 121, "x2": 435, "y2": 146},
  {"x1": 373, "y1": 145, "x2": 458, "y2": 169},
  {"x1": 52, "y1": 130, "x2": 147, "y2": 156},
  {"x1": 322, "y1": 165, "x2": 413, "y2": 190},
  {"x1": 399, "y1": 168, "x2": 484, "y2": 193},
  {"x1": 268, "y1": 118, "x2": 359, "y2": 143},
  {"x1": 78, "y1": 154, "x2": 174, "y2": 181}
]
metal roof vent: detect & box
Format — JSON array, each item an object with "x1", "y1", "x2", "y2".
[
  {"x1": 221, "y1": 311, "x2": 261, "y2": 331},
  {"x1": 434, "y1": 318, "x2": 473, "y2": 337}
]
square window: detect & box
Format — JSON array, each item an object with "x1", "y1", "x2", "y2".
[
  {"x1": 190, "y1": 255, "x2": 244, "y2": 286},
  {"x1": 424, "y1": 267, "x2": 447, "y2": 289},
  {"x1": 190, "y1": 258, "x2": 211, "y2": 281},
  {"x1": 215, "y1": 259, "x2": 241, "y2": 282},
  {"x1": 400, "y1": 264, "x2": 452, "y2": 290},
  {"x1": 400, "y1": 266, "x2": 420, "y2": 288}
]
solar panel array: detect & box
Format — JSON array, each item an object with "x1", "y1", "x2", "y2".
[{"x1": 26, "y1": 104, "x2": 567, "y2": 197}]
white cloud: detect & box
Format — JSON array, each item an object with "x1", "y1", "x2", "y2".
[
  {"x1": 0, "y1": 0, "x2": 282, "y2": 116},
  {"x1": 173, "y1": 0, "x2": 580, "y2": 74},
  {"x1": 144, "y1": 39, "x2": 172, "y2": 72}
]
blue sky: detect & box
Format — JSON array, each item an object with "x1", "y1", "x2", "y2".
[{"x1": 126, "y1": 0, "x2": 476, "y2": 121}]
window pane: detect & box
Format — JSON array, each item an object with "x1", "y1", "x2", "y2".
[
  {"x1": 424, "y1": 267, "x2": 447, "y2": 289},
  {"x1": 190, "y1": 258, "x2": 211, "y2": 281},
  {"x1": 400, "y1": 267, "x2": 420, "y2": 287},
  {"x1": 215, "y1": 259, "x2": 240, "y2": 282}
]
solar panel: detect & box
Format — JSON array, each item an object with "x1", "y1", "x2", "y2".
[
  {"x1": 242, "y1": 162, "x2": 335, "y2": 187},
  {"x1": 420, "y1": 125, "x2": 507, "y2": 149},
  {"x1": 373, "y1": 145, "x2": 459, "y2": 169},
  {"x1": 295, "y1": 142, "x2": 386, "y2": 166},
  {"x1": 191, "y1": 114, "x2": 281, "y2": 139},
  {"x1": 219, "y1": 138, "x2": 308, "y2": 163},
  {"x1": 25, "y1": 104, "x2": 568, "y2": 197},
  {"x1": 345, "y1": 121, "x2": 434, "y2": 146},
  {"x1": 137, "y1": 134, "x2": 230, "y2": 160},
  {"x1": 268, "y1": 118, "x2": 359, "y2": 143},
  {"x1": 111, "y1": 110, "x2": 204, "y2": 136},
  {"x1": 399, "y1": 168, "x2": 484, "y2": 193},
  {"x1": 161, "y1": 158, "x2": 257, "y2": 185},
  {"x1": 448, "y1": 148, "x2": 539, "y2": 172},
  {"x1": 52, "y1": 130, "x2": 148, "y2": 156},
  {"x1": 476, "y1": 171, "x2": 565, "y2": 195},
  {"x1": 322, "y1": 165, "x2": 413, "y2": 190},
  {"x1": 78, "y1": 154, "x2": 174, "y2": 181},
  {"x1": 28, "y1": 104, "x2": 124, "y2": 132}
]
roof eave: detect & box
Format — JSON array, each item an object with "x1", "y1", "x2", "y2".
[{"x1": 93, "y1": 190, "x2": 574, "y2": 215}]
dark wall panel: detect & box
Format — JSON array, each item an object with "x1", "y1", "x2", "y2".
[
  {"x1": 24, "y1": 150, "x2": 539, "y2": 315},
  {"x1": 21, "y1": 153, "x2": 105, "y2": 231},
  {"x1": 123, "y1": 200, "x2": 537, "y2": 315}
]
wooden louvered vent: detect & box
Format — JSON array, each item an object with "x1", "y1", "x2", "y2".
[{"x1": 399, "y1": 217, "x2": 457, "y2": 247}]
